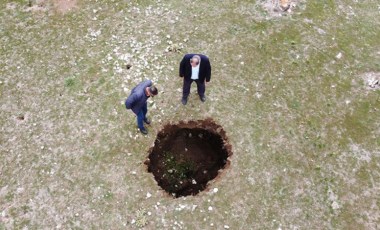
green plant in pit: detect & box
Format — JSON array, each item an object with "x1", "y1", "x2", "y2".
[{"x1": 163, "y1": 151, "x2": 195, "y2": 180}]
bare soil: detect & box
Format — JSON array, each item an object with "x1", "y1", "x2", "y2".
[
  {"x1": 146, "y1": 119, "x2": 232, "y2": 198},
  {"x1": 53, "y1": 0, "x2": 77, "y2": 14}
]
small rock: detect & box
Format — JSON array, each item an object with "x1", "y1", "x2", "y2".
[
  {"x1": 336, "y1": 52, "x2": 342, "y2": 59},
  {"x1": 146, "y1": 192, "x2": 152, "y2": 198},
  {"x1": 224, "y1": 225, "x2": 230, "y2": 229},
  {"x1": 208, "y1": 206, "x2": 213, "y2": 211},
  {"x1": 331, "y1": 201, "x2": 340, "y2": 210},
  {"x1": 369, "y1": 79, "x2": 379, "y2": 88}
]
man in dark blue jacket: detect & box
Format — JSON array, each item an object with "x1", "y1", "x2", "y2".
[
  {"x1": 125, "y1": 80, "x2": 158, "y2": 135},
  {"x1": 179, "y1": 54, "x2": 211, "y2": 105}
]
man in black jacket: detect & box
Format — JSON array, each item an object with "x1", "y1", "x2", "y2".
[{"x1": 179, "y1": 54, "x2": 211, "y2": 105}]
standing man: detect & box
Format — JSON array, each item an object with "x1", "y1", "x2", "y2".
[
  {"x1": 125, "y1": 80, "x2": 158, "y2": 135},
  {"x1": 179, "y1": 53, "x2": 211, "y2": 105}
]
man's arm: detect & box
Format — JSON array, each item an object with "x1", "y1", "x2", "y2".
[
  {"x1": 179, "y1": 55, "x2": 187, "y2": 77},
  {"x1": 125, "y1": 93, "x2": 137, "y2": 109},
  {"x1": 204, "y1": 57, "x2": 211, "y2": 82}
]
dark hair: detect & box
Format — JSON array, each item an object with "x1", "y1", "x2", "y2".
[{"x1": 149, "y1": 86, "x2": 158, "y2": 95}]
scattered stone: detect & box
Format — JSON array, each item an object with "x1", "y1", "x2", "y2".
[
  {"x1": 332, "y1": 201, "x2": 340, "y2": 210},
  {"x1": 126, "y1": 63, "x2": 132, "y2": 69},
  {"x1": 165, "y1": 43, "x2": 183, "y2": 53},
  {"x1": 361, "y1": 72, "x2": 380, "y2": 90},
  {"x1": 369, "y1": 79, "x2": 379, "y2": 88},
  {"x1": 336, "y1": 52, "x2": 343, "y2": 59}
]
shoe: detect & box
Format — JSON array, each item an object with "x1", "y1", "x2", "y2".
[
  {"x1": 181, "y1": 97, "x2": 187, "y2": 105},
  {"x1": 144, "y1": 118, "x2": 151, "y2": 125},
  {"x1": 200, "y1": 95, "x2": 206, "y2": 102},
  {"x1": 139, "y1": 128, "x2": 148, "y2": 135}
]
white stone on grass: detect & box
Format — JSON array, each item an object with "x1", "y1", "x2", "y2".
[{"x1": 146, "y1": 192, "x2": 152, "y2": 198}]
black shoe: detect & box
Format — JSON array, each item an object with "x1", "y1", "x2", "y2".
[
  {"x1": 144, "y1": 118, "x2": 151, "y2": 125},
  {"x1": 181, "y1": 97, "x2": 187, "y2": 105},
  {"x1": 139, "y1": 128, "x2": 148, "y2": 135},
  {"x1": 200, "y1": 95, "x2": 206, "y2": 102}
]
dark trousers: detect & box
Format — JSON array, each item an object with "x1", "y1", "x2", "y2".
[
  {"x1": 136, "y1": 102, "x2": 147, "y2": 130},
  {"x1": 182, "y1": 78, "x2": 205, "y2": 99}
]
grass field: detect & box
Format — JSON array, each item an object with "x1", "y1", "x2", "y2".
[{"x1": 1, "y1": 0, "x2": 379, "y2": 229}]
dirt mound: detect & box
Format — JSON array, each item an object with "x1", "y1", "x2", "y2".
[{"x1": 146, "y1": 119, "x2": 232, "y2": 198}]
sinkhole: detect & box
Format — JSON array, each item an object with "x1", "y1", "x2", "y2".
[{"x1": 146, "y1": 119, "x2": 232, "y2": 198}]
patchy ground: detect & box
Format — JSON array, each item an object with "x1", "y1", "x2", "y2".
[
  {"x1": 23, "y1": 0, "x2": 78, "y2": 14},
  {"x1": 0, "y1": 0, "x2": 379, "y2": 229}
]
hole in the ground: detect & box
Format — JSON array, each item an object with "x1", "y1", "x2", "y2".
[{"x1": 146, "y1": 119, "x2": 232, "y2": 198}]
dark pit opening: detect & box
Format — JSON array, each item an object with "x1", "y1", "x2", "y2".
[{"x1": 146, "y1": 119, "x2": 232, "y2": 198}]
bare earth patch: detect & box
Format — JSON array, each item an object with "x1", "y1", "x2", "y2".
[
  {"x1": 53, "y1": 0, "x2": 78, "y2": 14},
  {"x1": 24, "y1": 0, "x2": 78, "y2": 14}
]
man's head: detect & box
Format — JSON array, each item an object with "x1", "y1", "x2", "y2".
[
  {"x1": 190, "y1": 55, "x2": 201, "y2": 67},
  {"x1": 147, "y1": 85, "x2": 158, "y2": 97}
]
